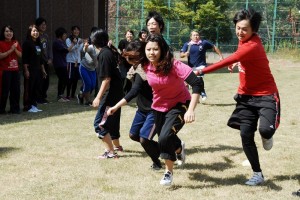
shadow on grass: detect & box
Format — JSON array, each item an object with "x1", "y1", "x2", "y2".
[
  {"x1": 0, "y1": 147, "x2": 21, "y2": 158},
  {"x1": 119, "y1": 149, "x2": 148, "y2": 158},
  {"x1": 186, "y1": 145, "x2": 243, "y2": 156},
  {"x1": 169, "y1": 173, "x2": 300, "y2": 191},
  {"x1": 204, "y1": 103, "x2": 236, "y2": 107}
]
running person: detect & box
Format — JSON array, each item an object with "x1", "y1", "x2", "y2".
[
  {"x1": 180, "y1": 29, "x2": 223, "y2": 102},
  {"x1": 107, "y1": 40, "x2": 161, "y2": 169},
  {"x1": 195, "y1": 8, "x2": 280, "y2": 186},
  {"x1": 92, "y1": 30, "x2": 124, "y2": 159},
  {"x1": 138, "y1": 34, "x2": 203, "y2": 186}
]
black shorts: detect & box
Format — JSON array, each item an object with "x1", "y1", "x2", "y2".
[{"x1": 227, "y1": 93, "x2": 280, "y2": 132}]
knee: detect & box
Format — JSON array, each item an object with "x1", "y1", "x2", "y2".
[
  {"x1": 129, "y1": 133, "x2": 139, "y2": 142},
  {"x1": 259, "y1": 127, "x2": 275, "y2": 139}
]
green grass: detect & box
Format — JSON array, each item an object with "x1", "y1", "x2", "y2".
[{"x1": 1, "y1": 56, "x2": 300, "y2": 199}]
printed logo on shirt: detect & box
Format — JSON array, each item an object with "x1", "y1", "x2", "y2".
[
  {"x1": 198, "y1": 45, "x2": 203, "y2": 52},
  {"x1": 35, "y1": 46, "x2": 41, "y2": 55},
  {"x1": 8, "y1": 59, "x2": 18, "y2": 69},
  {"x1": 237, "y1": 62, "x2": 245, "y2": 73}
]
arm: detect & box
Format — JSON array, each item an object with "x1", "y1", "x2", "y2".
[
  {"x1": 107, "y1": 73, "x2": 143, "y2": 115},
  {"x1": 0, "y1": 43, "x2": 18, "y2": 59},
  {"x1": 184, "y1": 72, "x2": 202, "y2": 123},
  {"x1": 107, "y1": 98, "x2": 128, "y2": 116},
  {"x1": 213, "y1": 45, "x2": 224, "y2": 60},
  {"x1": 66, "y1": 38, "x2": 76, "y2": 52},
  {"x1": 196, "y1": 53, "x2": 239, "y2": 75},
  {"x1": 92, "y1": 77, "x2": 111, "y2": 107}
]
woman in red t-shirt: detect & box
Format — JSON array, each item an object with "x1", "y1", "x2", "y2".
[
  {"x1": 0, "y1": 25, "x2": 22, "y2": 114},
  {"x1": 196, "y1": 8, "x2": 281, "y2": 186}
]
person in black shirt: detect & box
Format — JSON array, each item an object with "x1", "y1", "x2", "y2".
[
  {"x1": 107, "y1": 40, "x2": 161, "y2": 169},
  {"x1": 92, "y1": 30, "x2": 124, "y2": 159}
]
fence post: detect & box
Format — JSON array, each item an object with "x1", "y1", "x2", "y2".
[
  {"x1": 271, "y1": 0, "x2": 278, "y2": 53},
  {"x1": 115, "y1": 0, "x2": 120, "y2": 45}
]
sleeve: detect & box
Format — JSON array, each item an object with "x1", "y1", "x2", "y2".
[
  {"x1": 173, "y1": 59, "x2": 193, "y2": 80},
  {"x1": 124, "y1": 73, "x2": 143, "y2": 102},
  {"x1": 98, "y1": 49, "x2": 113, "y2": 78},
  {"x1": 203, "y1": 40, "x2": 214, "y2": 50},
  {"x1": 185, "y1": 72, "x2": 203, "y2": 94},
  {"x1": 180, "y1": 42, "x2": 188, "y2": 52},
  {"x1": 202, "y1": 53, "x2": 238, "y2": 74}
]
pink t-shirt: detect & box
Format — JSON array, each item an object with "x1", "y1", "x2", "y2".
[{"x1": 145, "y1": 59, "x2": 192, "y2": 112}]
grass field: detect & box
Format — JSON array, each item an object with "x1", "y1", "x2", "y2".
[{"x1": 0, "y1": 55, "x2": 300, "y2": 199}]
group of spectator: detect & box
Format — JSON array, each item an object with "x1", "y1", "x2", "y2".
[{"x1": 0, "y1": 17, "x2": 101, "y2": 114}]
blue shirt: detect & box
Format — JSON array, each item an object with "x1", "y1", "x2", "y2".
[{"x1": 181, "y1": 40, "x2": 214, "y2": 67}]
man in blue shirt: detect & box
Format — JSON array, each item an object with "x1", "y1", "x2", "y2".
[{"x1": 180, "y1": 30, "x2": 223, "y2": 102}]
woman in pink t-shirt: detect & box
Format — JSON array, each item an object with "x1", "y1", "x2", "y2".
[{"x1": 137, "y1": 34, "x2": 203, "y2": 186}]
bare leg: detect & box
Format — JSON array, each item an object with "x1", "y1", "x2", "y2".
[{"x1": 102, "y1": 134, "x2": 114, "y2": 153}]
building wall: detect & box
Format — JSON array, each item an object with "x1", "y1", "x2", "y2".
[{"x1": 1, "y1": 0, "x2": 106, "y2": 45}]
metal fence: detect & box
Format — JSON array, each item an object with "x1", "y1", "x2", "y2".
[{"x1": 108, "y1": 0, "x2": 300, "y2": 53}]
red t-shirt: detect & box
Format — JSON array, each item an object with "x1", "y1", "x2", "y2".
[
  {"x1": 202, "y1": 34, "x2": 278, "y2": 96},
  {"x1": 0, "y1": 40, "x2": 22, "y2": 71}
]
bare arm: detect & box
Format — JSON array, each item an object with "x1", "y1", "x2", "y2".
[
  {"x1": 92, "y1": 77, "x2": 111, "y2": 107},
  {"x1": 107, "y1": 98, "x2": 128, "y2": 116},
  {"x1": 213, "y1": 45, "x2": 224, "y2": 60}
]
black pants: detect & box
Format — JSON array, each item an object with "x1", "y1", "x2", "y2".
[
  {"x1": 154, "y1": 101, "x2": 189, "y2": 161},
  {"x1": 54, "y1": 67, "x2": 68, "y2": 98},
  {"x1": 23, "y1": 69, "x2": 43, "y2": 110},
  {"x1": 38, "y1": 63, "x2": 50, "y2": 101},
  {"x1": 0, "y1": 71, "x2": 20, "y2": 113},
  {"x1": 228, "y1": 93, "x2": 281, "y2": 172}
]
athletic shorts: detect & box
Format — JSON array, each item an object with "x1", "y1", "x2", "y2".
[
  {"x1": 94, "y1": 103, "x2": 121, "y2": 140},
  {"x1": 227, "y1": 93, "x2": 281, "y2": 132},
  {"x1": 129, "y1": 109, "x2": 156, "y2": 140}
]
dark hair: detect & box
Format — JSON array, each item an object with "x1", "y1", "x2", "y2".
[
  {"x1": 146, "y1": 11, "x2": 165, "y2": 33},
  {"x1": 25, "y1": 24, "x2": 40, "y2": 42},
  {"x1": 144, "y1": 34, "x2": 173, "y2": 75},
  {"x1": 0, "y1": 25, "x2": 16, "y2": 41},
  {"x1": 233, "y1": 8, "x2": 262, "y2": 33},
  {"x1": 91, "y1": 29, "x2": 108, "y2": 48},
  {"x1": 35, "y1": 17, "x2": 47, "y2": 26},
  {"x1": 122, "y1": 40, "x2": 146, "y2": 68},
  {"x1": 69, "y1": 25, "x2": 80, "y2": 41},
  {"x1": 125, "y1": 29, "x2": 134, "y2": 36},
  {"x1": 138, "y1": 29, "x2": 148, "y2": 39},
  {"x1": 55, "y1": 27, "x2": 67, "y2": 38},
  {"x1": 90, "y1": 26, "x2": 99, "y2": 33}
]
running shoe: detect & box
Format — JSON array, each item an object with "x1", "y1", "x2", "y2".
[
  {"x1": 160, "y1": 171, "x2": 173, "y2": 186},
  {"x1": 262, "y1": 137, "x2": 273, "y2": 150},
  {"x1": 97, "y1": 151, "x2": 118, "y2": 159},
  {"x1": 77, "y1": 94, "x2": 84, "y2": 105},
  {"x1": 245, "y1": 172, "x2": 264, "y2": 186},
  {"x1": 151, "y1": 162, "x2": 162, "y2": 170},
  {"x1": 114, "y1": 146, "x2": 124, "y2": 152}
]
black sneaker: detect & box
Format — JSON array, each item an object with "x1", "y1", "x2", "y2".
[
  {"x1": 151, "y1": 162, "x2": 162, "y2": 170},
  {"x1": 77, "y1": 94, "x2": 84, "y2": 105},
  {"x1": 292, "y1": 189, "x2": 300, "y2": 197}
]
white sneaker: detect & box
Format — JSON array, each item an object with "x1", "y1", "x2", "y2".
[
  {"x1": 262, "y1": 137, "x2": 273, "y2": 150},
  {"x1": 31, "y1": 105, "x2": 42, "y2": 112},
  {"x1": 245, "y1": 172, "x2": 264, "y2": 186},
  {"x1": 176, "y1": 141, "x2": 186, "y2": 166},
  {"x1": 28, "y1": 107, "x2": 38, "y2": 113},
  {"x1": 160, "y1": 171, "x2": 173, "y2": 186}
]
